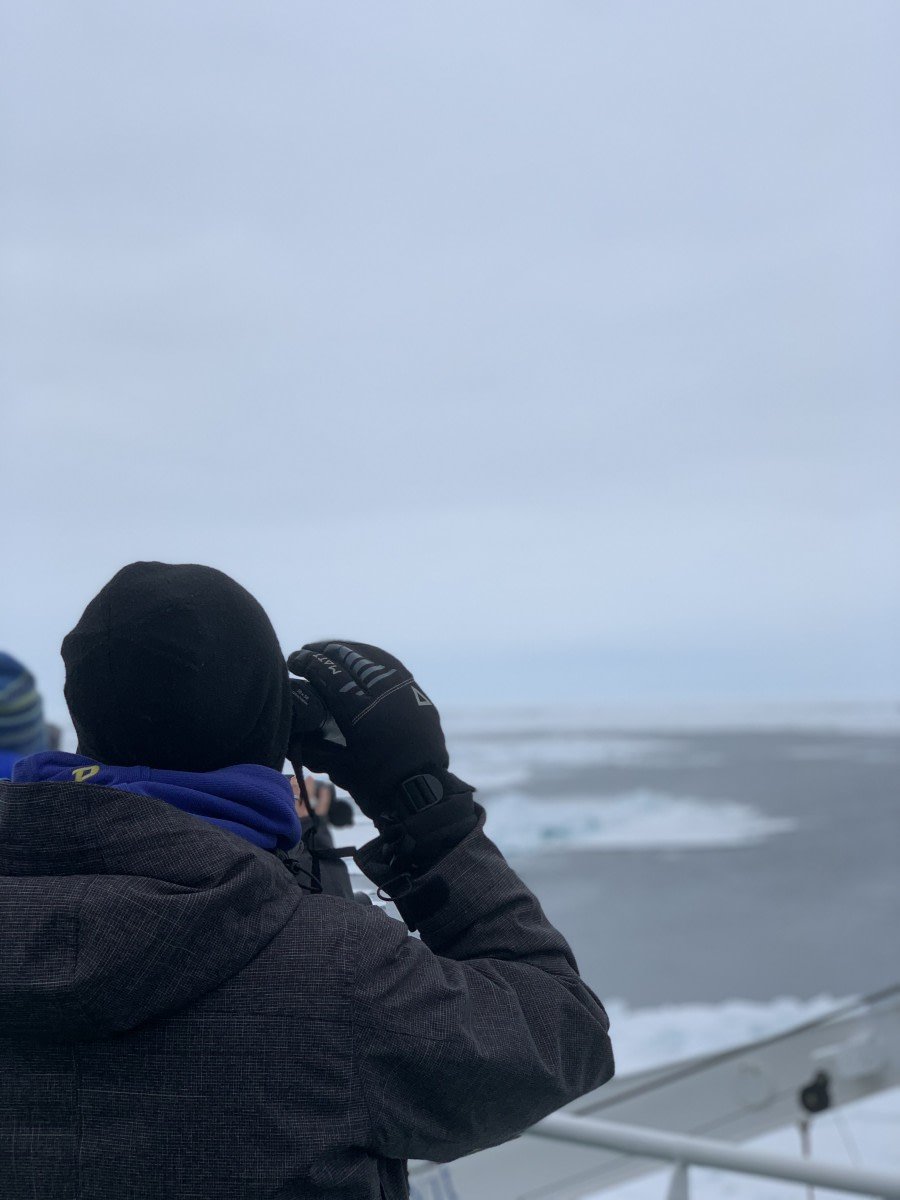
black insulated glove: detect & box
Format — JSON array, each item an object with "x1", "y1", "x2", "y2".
[{"x1": 286, "y1": 642, "x2": 473, "y2": 830}]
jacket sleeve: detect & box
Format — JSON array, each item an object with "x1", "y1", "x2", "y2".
[{"x1": 349, "y1": 811, "x2": 614, "y2": 1163}]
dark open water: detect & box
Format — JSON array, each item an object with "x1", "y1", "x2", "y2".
[{"x1": 476, "y1": 730, "x2": 900, "y2": 1007}]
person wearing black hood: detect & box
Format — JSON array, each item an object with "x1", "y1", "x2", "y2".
[{"x1": 0, "y1": 561, "x2": 614, "y2": 1200}]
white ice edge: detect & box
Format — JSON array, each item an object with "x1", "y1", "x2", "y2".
[{"x1": 484, "y1": 789, "x2": 793, "y2": 853}]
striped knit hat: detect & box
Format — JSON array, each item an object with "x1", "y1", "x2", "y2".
[{"x1": 0, "y1": 652, "x2": 48, "y2": 754}]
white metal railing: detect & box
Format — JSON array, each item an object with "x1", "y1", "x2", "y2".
[{"x1": 528, "y1": 1113, "x2": 900, "y2": 1199}]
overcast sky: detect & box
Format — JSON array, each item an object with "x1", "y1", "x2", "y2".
[{"x1": 2, "y1": 1, "x2": 898, "y2": 715}]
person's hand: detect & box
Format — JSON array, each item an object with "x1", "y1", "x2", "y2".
[
  {"x1": 286, "y1": 641, "x2": 466, "y2": 824},
  {"x1": 313, "y1": 781, "x2": 333, "y2": 818}
]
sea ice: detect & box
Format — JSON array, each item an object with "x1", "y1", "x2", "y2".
[{"x1": 481, "y1": 790, "x2": 795, "y2": 854}]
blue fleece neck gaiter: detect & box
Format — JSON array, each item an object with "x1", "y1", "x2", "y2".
[
  {"x1": 0, "y1": 749, "x2": 21, "y2": 780},
  {"x1": 12, "y1": 752, "x2": 302, "y2": 851}
]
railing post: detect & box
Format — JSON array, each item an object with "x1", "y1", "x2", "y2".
[{"x1": 667, "y1": 1162, "x2": 690, "y2": 1200}]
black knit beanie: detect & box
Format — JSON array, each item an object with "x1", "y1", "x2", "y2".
[{"x1": 61, "y1": 562, "x2": 293, "y2": 772}]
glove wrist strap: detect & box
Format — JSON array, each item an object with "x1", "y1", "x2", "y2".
[{"x1": 396, "y1": 772, "x2": 444, "y2": 815}]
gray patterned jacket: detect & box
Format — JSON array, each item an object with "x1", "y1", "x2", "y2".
[{"x1": 0, "y1": 779, "x2": 614, "y2": 1198}]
